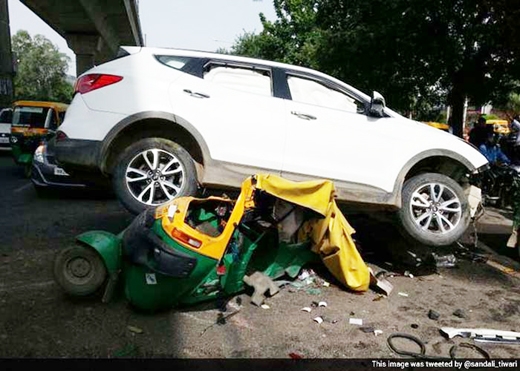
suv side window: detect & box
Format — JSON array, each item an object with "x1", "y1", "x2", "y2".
[
  {"x1": 287, "y1": 75, "x2": 364, "y2": 114},
  {"x1": 203, "y1": 64, "x2": 272, "y2": 97},
  {"x1": 156, "y1": 55, "x2": 192, "y2": 70}
]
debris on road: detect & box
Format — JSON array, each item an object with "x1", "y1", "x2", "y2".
[
  {"x1": 440, "y1": 327, "x2": 520, "y2": 344},
  {"x1": 349, "y1": 318, "x2": 363, "y2": 325},
  {"x1": 398, "y1": 292, "x2": 409, "y2": 297},
  {"x1": 374, "y1": 330, "x2": 383, "y2": 336},
  {"x1": 428, "y1": 309, "x2": 440, "y2": 320},
  {"x1": 359, "y1": 326, "x2": 375, "y2": 333},
  {"x1": 318, "y1": 301, "x2": 327, "y2": 307},
  {"x1": 373, "y1": 294, "x2": 385, "y2": 301},
  {"x1": 432, "y1": 253, "x2": 457, "y2": 268},
  {"x1": 261, "y1": 304, "x2": 270, "y2": 309},
  {"x1": 388, "y1": 333, "x2": 491, "y2": 359},
  {"x1": 411, "y1": 324, "x2": 419, "y2": 329},
  {"x1": 301, "y1": 307, "x2": 311, "y2": 313},
  {"x1": 370, "y1": 271, "x2": 394, "y2": 296},
  {"x1": 453, "y1": 309, "x2": 467, "y2": 319},
  {"x1": 313, "y1": 316, "x2": 324, "y2": 324},
  {"x1": 243, "y1": 271, "x2": 280, "y2": 306},
  {"x1": 289, "y1": 352, "x2": 303, "y2": 359},
  {"x1": 306, "y1": 288, "x2": 322, "y2": 296}
]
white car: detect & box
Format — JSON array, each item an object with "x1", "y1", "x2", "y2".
[
  {"x1": 0, "y1": 107, "x2": 12, "y2": 150},
  {"x1": 55, "y1": 46, "x2": 489, "y2": 247}
]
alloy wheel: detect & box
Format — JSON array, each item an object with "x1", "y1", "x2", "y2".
[
  {"x1": 409, "y1": 182, "x2": 462, "y2": 234},
  {"x1": 125, "y1": 148, "x2": 185, "y2": 206}
]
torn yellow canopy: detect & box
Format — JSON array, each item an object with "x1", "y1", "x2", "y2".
[{"x1": 254, "y1": 174, "x2": 370, "y2": 291}]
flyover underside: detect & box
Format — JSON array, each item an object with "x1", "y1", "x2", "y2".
[{"x1": 21, "y1": 0, "x2": 143, "y2": 75}]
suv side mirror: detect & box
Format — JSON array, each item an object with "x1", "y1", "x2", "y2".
[{"x1": 369, "y1": 91, "x2": 386, "y2": 118}]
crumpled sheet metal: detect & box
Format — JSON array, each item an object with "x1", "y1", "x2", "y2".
[{"x1": 253, "y1": 174, "x2": 371, "y2": 292}]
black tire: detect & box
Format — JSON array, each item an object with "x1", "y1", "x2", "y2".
[
  {"x1": 112, "y1": 138, "x2": 198, "y2": 215},
  {"x1": 54, "y1": 245, "x2": 107, "y2": 296},
  {"x1": 397, "y1": 173, "x2": 470, "y2": 247}
]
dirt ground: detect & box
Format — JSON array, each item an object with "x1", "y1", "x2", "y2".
[{"x1": 1, "y1": 152, "x2": 520, "y2": 359}]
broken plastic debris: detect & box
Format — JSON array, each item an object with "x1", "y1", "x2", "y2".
[
  {"x1": 404, "y1": 271, "x2": 414, "y2": 278},
  {"x1": 318, "y1": 301, "x2": 327, "y2": 307},
  {"x1": 301, "y1": 307, "x2": 312, "y2": 312},
  {"x1": 432, "y1": 253, "x2": 457, "y2": 268},
  {"x1": 373, "y1": 294, "x2": 385, "y2": 301},
  {"x1": 127, "y1": 325, "x2": 143, "y2": 334},
  {"x1": 398, "y1": 292, "x2": 409, "y2": 297},
  {"x1": 298, "y1": 269, "x2": 311, "y2": 280},
  {"x1": 306, "y1": 288, "x2": 322, "y2": 295},
  {"x1": 322, "y1": 281, "x2": 330, "y2": 287},
  {"x1": 261, "y1": 304, "x2": 270, "y2": 309},
  {"x1": 289, "y1": 352, "x2": 303, "y2": 359},
  {"x1": 313, "y1": 317, "x2": 323, "y2": 324},
  {"x1": 349, "y1": 318, "x2": 363, "y2": 325},
  {"x1": 374, "y1": 330, "x2": 383, "y2": 336},
  {"x1": 359, "y1": 326, "x2": 375, "y2": 333},
  {"x1": 373, "y1": 277, "x2": 393, "y2": 296}
]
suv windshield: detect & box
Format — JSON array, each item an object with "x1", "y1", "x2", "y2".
[{"x1": 12, "y1": 106, "x2": 52, "y2": 128}]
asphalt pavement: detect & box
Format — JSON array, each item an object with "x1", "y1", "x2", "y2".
[{"x1": 1, "y1": 150, "x2": 520, "y2": 359}]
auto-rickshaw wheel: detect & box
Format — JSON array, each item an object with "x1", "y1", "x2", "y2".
[{"x1": 54, "y1": 244, "x2": 107, "y2": 296}]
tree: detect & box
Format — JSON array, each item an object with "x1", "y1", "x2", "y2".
[{"x1": 11, "y1": 30, "x2": 73, "y2": 102}]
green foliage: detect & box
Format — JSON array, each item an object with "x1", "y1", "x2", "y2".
[
  {"x1": 12, "y1": 30, "x2": 73, "y2": 103},
  {"x1": 482, "y1": 113, "x2": 500, "y2": 120}
]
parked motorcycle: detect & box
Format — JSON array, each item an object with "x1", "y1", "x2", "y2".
[{"x1": 473, "y1": 163, "x2": 520, "y2": 210}]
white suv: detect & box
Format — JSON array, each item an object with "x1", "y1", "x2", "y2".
[{"x1": 55, "y1": 46, "x2": 488, "y2": 247}]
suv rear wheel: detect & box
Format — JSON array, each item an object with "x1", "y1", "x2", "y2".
[
  {"x1": 397, "y1": 173, "x2": 470, "y2": 246},
  {"x1": 112, "y1": 138, "x2": 198, "y2": 215}
]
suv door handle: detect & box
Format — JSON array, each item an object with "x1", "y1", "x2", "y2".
[
  {"x1": 291, "y1": 111, "x2": 316, "y2": 120},
  {"x1": 183, "y1": 89, "x2": 210, "y2": 99}
]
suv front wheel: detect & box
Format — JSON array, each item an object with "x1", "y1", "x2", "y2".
[
  {"x1": 397, "y1": 173, "x2": 470, "y2": 246},
  {"x1": 112, "y1": 138, "x2": 198, "y2": 215}
]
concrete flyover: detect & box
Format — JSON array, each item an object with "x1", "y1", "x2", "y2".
[{"x1": 21, "y1": 0, "x2": 144, "y2": 76}]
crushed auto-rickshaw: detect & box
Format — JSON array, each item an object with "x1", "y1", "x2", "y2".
[{"x1": 53, "y1": 174, "x2": 373, "y2": 311}]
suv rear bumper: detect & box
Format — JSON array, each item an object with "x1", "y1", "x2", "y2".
[{"x1": 55, "y1": 138, "x2": 101, "y2": 170}]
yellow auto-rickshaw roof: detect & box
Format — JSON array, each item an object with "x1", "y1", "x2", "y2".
[
  {"x1": 13, "y1": 100, "x2": 69, "y2": 112},
  {"x1": 486, "y1": 119, "x2": 508, "y2": 125},
  {"x1": 424, "y1": 121, "x2": 450, "y2": 130}
]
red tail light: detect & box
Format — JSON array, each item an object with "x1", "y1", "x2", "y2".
[
  {"x1": 74, "y1": 74, "x2": 123, "y2": 94},
  {"x1": 171, "y1": 228, "x2": 202, "y2": 248}
]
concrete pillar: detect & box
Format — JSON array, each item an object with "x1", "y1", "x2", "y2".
[
  {"x1": 75, "y1": 54, "x2": 95, "y2": 77},
  {"x1": 66, "y1": 33, "x2": 101, "y2": 76},
  {"x1": 0, "y1": 0, "x2": 14, "y2": 108}
]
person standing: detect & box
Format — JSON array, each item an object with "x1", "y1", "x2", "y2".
[{"x1": 469, "y1": 116, "x2": 491, "y2": 148}]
